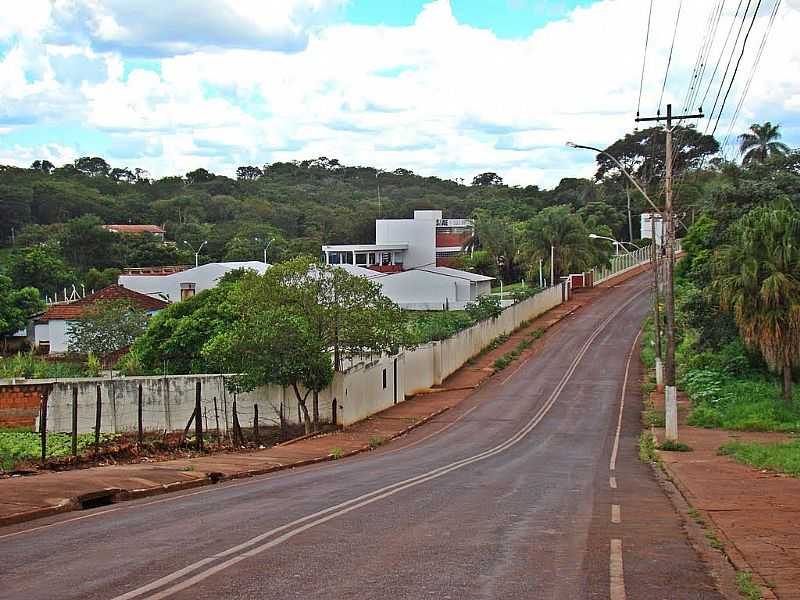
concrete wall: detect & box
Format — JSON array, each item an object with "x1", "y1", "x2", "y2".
[{"x1": 375, "y1": 212, "x2": 437, "y2": 269}]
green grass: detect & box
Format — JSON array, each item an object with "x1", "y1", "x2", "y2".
[
  {"x1": 368, "y1": 435, "x2": 386, "y2": 449},
  {"x1": 0, "y1": 352, "x2": 87, "y2": 379},
  {"x1": 718, "y1": 439, "x2": 800, "y2": 477},
  {"x1": 657, "y1": 439, "x2": 692, "y2": 452},
  {"x1": 0, "y1": 430, "x2": 120, "y2": 471},
  {"x1": 404, "y1": 310, "x2": 473, "y2": 343},
  {"x1": 329, "y1": 447, "x2": 343, "y2": 459},
  {"x1": 639, "y1": 431, "x2": 657, "y2": 463},
  {"x1": 735, "y1": 571, "x2": 762, "y2": 600},
  {"x1": 491, "y1": 282, "x2": 533, "y2": 294}
]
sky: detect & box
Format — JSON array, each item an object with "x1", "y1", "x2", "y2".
[{"x1": 0, "y1": 0, "x2": 798, "y2": 188}]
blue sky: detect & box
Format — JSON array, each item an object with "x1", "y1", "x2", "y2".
[{"x1": 0, "y1": 0, "x2": 797, "y2": 187}]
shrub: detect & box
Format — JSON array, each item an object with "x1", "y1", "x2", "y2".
[
  {"x1": 465, "y1": 295, "x2": 503, "y2": 322},
  {"x1": 658, "y1": 439, "x2": 692, "y2": 452}
]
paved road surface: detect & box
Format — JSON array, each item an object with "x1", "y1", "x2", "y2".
[{"x1": 1, "y1": 273, "x2": 721, "y2": 600}]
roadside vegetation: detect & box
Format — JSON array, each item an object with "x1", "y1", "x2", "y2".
[
  {"x1": 719, "y1": 439, "x2": 800, "y2": 478},
  {"x1": 0, "y1": 430, "x2": 119, "y2": 471},
  {"x1": 0, "y1": 351, "x2": 87, "y2": 379}
]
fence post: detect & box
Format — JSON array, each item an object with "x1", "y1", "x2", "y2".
[
  {"x1": 94, "y1": 384, "x2": 102, "y2": 451},
  {"x1": 254, "y1": 404, "x2": 260, "y2": 445},
  {"x1": 195, "y1": 381, "x2": 203, "y2": 451},
  {"x1": 137, "y1": 383, "x2": 143, "y2": 449},
  {"x1": 71, "y1": 386, "x2": 78, "y2": 457},
  {"x1": 40, "y1": 391, "x2": 48, "y2": 463},
  {"x1": 213, "y1": 397, "x2": 221, "y2": 444}
]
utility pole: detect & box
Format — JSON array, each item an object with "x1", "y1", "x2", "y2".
[
  {"x1": 650, "y1": 214, "x2": 663, "y2": 390},
  {"x1": 636, "y1": 103, "x2": 703, "y2": 441}
]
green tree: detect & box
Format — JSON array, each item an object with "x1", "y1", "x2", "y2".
[
  {"x1": 7, "y1": 245, "x2": 75, "y2": 297},
  {"x1": 0, "y1": 275, "x2": 44, "y2": 346},
  {"x1": 67, "y1": 299, "x2": 150, "y2": 361},
  {"x1": 712, "y1": 203, "x2": 800, "y2": 403},
  {"x1": 59, "y1": 215, "x2": 117, "y2": 269},
  {"x1": 523, "y1": 206, "x2": 595, "y2": 282},
  {"x1": 203, "y1": 258, "x2": 407, "y2": 432},
  {"x1": 738, "y1": 122, "x2": 791, "y2": 165},
  {"x1": 133, "y1": 284, "x2": 238, "y2": 375},
  {"x1": 472, "y1": 172, "x2": 504, "y2": 186},
  {"x1": 466, "y1": 210, "x2": 520, "y2": 283}
]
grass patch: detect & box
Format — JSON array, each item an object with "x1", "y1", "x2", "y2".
[
  {"x1": 493, "y1": 355, "x2": 512, "y2": 371},
  {"x1": 639, "y1": 431, "x2": 657, "y2": 463},
  {"x1": 705, "y1": 530, "x2": 724, "y2": 550},
  {"x1": 329, "y1": 447, "x2": 343, "y2": 459},
  {"x1": 368, "y1": 435, "x2": 386, "y2": 449},
  {"x1": 718, "y1": 439, "x2": 800, "y2": 477},
  {"x1": 0, "y1": 430, "x2": 120, "y2": 471},
  {"x1": 658, "y1": 439, "x2": 692, "y2": 452},
  {"x1": 735, "y1": 571, "x2": 762, "y2": 600},
  {"x1": 0, "y1": 352, "x2": 87, "y2": 379}
]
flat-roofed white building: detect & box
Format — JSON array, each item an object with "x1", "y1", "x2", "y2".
[
  {"x1": 640, "y1": 212, "x2": 664, "y2": 247},
  {"x1": 118, "y1": 261, "x2": 269, "y2": 303}
]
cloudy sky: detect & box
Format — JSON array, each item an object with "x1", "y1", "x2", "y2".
[{"x1": 1, "y1": 0, "x2": 798, "y2": 187}]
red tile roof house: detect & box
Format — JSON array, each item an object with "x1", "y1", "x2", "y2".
[
  {"x1": 101, "y1": 224, "x2": 166, "y2": 241},
  {"x1": 33, "y1": 285, "x2": 168, "y2": 355}
]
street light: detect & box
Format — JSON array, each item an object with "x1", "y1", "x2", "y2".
[
  {"x1": 588, "y1": 233, "x2": 630, "y2": 256},
  {"x1": 183, "y1": 240, "x2": 207, "y2": 268},
  {"x1": 569, "y1": 140, "x2": 673, "y2": 439},
  {"x1": 255, "y1": 237, "x2": 275, "y2": 264}
]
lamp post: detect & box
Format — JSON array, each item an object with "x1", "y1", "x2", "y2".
[
  {"x1": 255, "y1": 237, "x2": 275, "y2": 264},
  {"x1": 183, "y1": 240, "x2": 207, "y2": 268},
  {"x1": 588, "y1": 233, "x2": 630, "y2": 256},
  {"x1": 569, "y1": 141, "x2": 674, "y2": 439}
]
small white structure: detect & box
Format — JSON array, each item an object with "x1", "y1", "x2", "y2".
[
  {"x1": 119, "y1": 261, "x2": 269, "y2": 303},
  {"x1": 641, "y1": 212, "x2": 664, "y2": 247},
  {"x1": 322, "y1": 210, "x2": 473, "y2": 271},
  {"x1": 33, "y1": 285, "x2": 168, "y2": 354}
]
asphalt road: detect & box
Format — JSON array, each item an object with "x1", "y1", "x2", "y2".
[{"x1": 0, "y1": 273, "x2": 721, "y2": 600}]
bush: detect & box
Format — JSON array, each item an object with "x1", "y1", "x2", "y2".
[
  {"x1": 406, "y1": 311, "x2": 473, "y2": 343},
  {"x1": 658, "y1": 439, "x2": 692, "y2": 452},
  {"x1": 465, "y1": 295, "x2": 502, "y2": 322}
]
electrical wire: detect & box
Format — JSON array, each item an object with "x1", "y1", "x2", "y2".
[
  {"x1": 721, "y1": 0, "x2": 782, "y2": 154},
  {"x1": 699, "y1": 0, "x2": 746, "y2": 111},
  {"x1": 637, "y1": 0, "x2": 656, "y2": 119},
  {"x1": 658, "y1": 0, "x2": 685, "y2": 112},
  {"x1": 710, "y1": 0, "x2": 764, "y2": 136}
]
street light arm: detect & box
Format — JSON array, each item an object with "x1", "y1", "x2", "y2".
[{"x1": 566, "y1": 142, "x2": 662, "y2": 217}]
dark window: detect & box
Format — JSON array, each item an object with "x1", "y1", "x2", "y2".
[
  {"x1": 355, "y1": 253, "x2": 367, "y2": 265},
  {"x1": 382, "y1": 368, "x2": 387, "y2": 389}
]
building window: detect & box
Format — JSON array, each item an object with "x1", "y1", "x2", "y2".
[
  {"x1": 368, "y1": 252, "x2": 376, "y2": 265},
  {"x1": 343, "y1": 252, "x2": 354, "y2": 265},
  {"x1": 381, "y1": 252, "x2": 391, "y2": 266},
  {"x1": 180, "y1": 282, "x2": 196, "y2": 301},
  {"x1": 382, "y1": 368, "x2": 387, "y2": 389},
  {"x1": 355, "y1": 253, "x2": 368, "y2": 266},
  {"x1": 328, "y1": 252, "x2": 340, "y2": 265}
]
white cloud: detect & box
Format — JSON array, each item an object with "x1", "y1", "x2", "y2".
[{"x1": 1, "y1": 0, "x2": 799, "y2": 186}]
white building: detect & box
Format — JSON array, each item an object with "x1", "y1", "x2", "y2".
[
  {"x1": 118, "y1": 261, "x2": 269, "y2": 303},
  {"x1": 640, "y1": 212, "x2": 664, "y2": 247},
  {"x1": 322, "y1": 210, "x2": 473, "y2": 271},
  {"x1": 33, "y1": 285, "x2": 168, "y2": 354}
]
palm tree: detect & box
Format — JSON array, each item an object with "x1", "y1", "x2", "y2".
[
  {"x1": 523, "y1": 206, "x2": 595, "y2": 283},
  {"x1": 713, "y1": 203, "x2": 800, "y2": 404},
  {"x1": 738, "y1": 122, "x2": 791, "y2": 164}
]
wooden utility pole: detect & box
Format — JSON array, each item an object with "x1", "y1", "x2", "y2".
[
  {"x1": 636, "y1": 103, "x2": 703, "y2": 441},
  {"x1": 650, "y1": 214, "x2": 663, "y2": 389}
]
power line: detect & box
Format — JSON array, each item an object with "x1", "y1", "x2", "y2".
[
  {"x1": 637, "y1": 0, "x2": 656, "y2": 119},
  {"x1": 658, "y1": 0, "x2": 685, "y2": 112},
  {"x1": 699, "y1": 0, "x2": 745, "y2": 111},
  {"x1": 721, "y1": 0, "x2": 781, "y2": 152},
  {"x1": 710, "y1": 0, "x2": 764, "y2": 136},
  {"x1": 705, "y1": 0, "x2": 754, "y2": 134},
  {"x1": 685, "y1": 0, "x2": 727, "y2": 113},
  {"x1": 680, "y1": 0, "x2": 721, "y2": 113}
]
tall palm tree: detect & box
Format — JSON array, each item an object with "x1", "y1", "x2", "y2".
[
  {"x1": 713, "y1": 203, "x2": 800, "y2": 404},
  {"x1": 523, "y1": 206, "x2": 595, "y2": 283},
  {"x1": 738, "y1": 122, "x2": 791, "y2": 164}
]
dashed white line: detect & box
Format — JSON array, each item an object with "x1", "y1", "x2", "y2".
[
  {"x1": 609, "y1": 476, "x2": 617, "y2": 489},
  {"x1": 609, "y1": 327, "x2": 643, "y2": 484},
  {"x1": 610, "y1": 539, "x2": 626, "y2": 600},
  {"x1": 611, "y1": 504, "x2": 621, "y2": 524}
]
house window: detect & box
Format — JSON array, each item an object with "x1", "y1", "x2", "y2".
[
  {"x1": 381, "y1": 252, "x2": 391, "y2": 266},
  {"x1": 180, "y1": 282, "x2": 196, "y2": 301},
  {"x1": 368, "y1": 252, "x2": 376, "y2": 265},
  {"x1": 382, "y1": 368, "x2": 387, "y2": 389},
  {"x1": 343, "y1": 252, "x2": 354, "y2": 265},
  {"x1": 328, "y1": 252, "x2": 340, "y2": 265},
  {"x1": 355, "y1": 253, "x2": 368, "y2": 266}
]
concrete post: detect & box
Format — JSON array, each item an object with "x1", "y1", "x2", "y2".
[
  {"x1": 665, "y1": 385, "x2": 678, "y2": 441},
  {"x1": 655, "y1": 358, "x2": 664, "y2": 391}
]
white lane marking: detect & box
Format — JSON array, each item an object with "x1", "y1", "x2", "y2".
[
  {"x1": 381, "y1": 405, "x2": 480, "y2": 455},
  {"x1": 112, "y1": 288, "x2": 648, "y2": 600},
  {"x1": 609, "y1": 476, "x2": 617, "y2": 489},
  {"x1": 611, "y1": 504, "x2": 621, "y2": 524},
  {"x1": 610, "y1": 539, "x2": 626, "y2": 600},
  {"x1": 609, "y1": 328, "x2": 643, "y2": 474}
]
